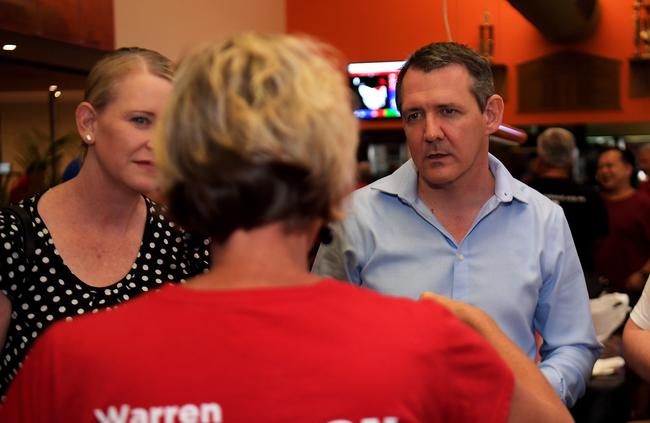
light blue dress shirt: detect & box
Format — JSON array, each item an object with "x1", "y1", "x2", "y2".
[{"x1": 313, "y1": 154, "x2": 602, "y2": 407}]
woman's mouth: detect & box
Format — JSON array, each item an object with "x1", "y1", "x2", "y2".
[{"x1": 134, "y1": 160, "x2": 155, "y2": 168}]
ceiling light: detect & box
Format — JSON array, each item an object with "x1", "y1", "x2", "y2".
[
  {"x1": 49, "y1": 85, "x2": 58, "y2": 91},
  {"x1": 2, "y1": 44, "x2": 17, "y2": 51}
]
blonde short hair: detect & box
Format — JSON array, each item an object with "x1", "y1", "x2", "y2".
[{"x1": 156, "y1": 33, "x2": 359, "y2": 243}]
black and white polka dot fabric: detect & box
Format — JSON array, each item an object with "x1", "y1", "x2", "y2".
[{"x1": 0, "y1": 193, "x2": 210, "y2": 397}]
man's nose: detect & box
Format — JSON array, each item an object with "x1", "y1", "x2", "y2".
[{"x1": 423, "y1": 114, "x2": 444, "y2": 142}]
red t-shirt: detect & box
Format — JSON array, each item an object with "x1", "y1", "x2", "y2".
[
  {"x1": 638, "y1": 180, "x2": 650, "y2": 198},
  {"x1": 0, "y1": 280, "x2": 513, "y2": 423},
  {"x1": 595, "y1": 191, "x2": 650, "y2": 293}
]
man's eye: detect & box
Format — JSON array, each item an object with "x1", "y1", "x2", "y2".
[
  {"x1": 405, "y1": 111, "x2": 422, "y2": 122},
  {"x1": 440, "y1": 108, "x2": 457, "y2": 116}
]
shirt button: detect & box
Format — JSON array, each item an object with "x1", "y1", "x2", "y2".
[{"x1": 458, "y1": 254, "x2": 464, "y2": 261}]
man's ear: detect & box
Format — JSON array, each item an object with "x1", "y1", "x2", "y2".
[
  {"x1": 76, "y1": 102, "x2": 97, "y2": 145},
  {"x1": 483, "y1": 94, "x2": 504, "y2": 135}
]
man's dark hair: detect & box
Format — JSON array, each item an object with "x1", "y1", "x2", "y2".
[{"x1": 396, "y1": 42, "x2": 495, "y2": 113}]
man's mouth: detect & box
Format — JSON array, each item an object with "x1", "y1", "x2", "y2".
[{"x1": 426, "y1": 152, "x2": 448, "y2": 159}]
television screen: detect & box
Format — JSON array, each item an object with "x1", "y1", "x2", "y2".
[{"x1": 348, "y1": 60, "x2": 404, "y2": 119}]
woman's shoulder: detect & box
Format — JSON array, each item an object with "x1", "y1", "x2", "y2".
[
  {"x1": 0, "y1": 196, "x2": 41, "y2": 294},
  {"x1": 0, "y1": 206, "x2": 23, "y2": 247},
  {"x1": 1, "y1": 194, "x2": 40, "y2": 241},
  {"x1": 142, "y1": 196, "x2": 211, "y2": 270},
  {"x1": 144, "y1": 197, "x2": 191, "y2": 236},
  {"x1": 2, "y1": 193, "x2": 39, "y2": 213}
]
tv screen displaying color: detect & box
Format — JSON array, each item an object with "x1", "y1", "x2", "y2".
[{"x1": 348, "y1": 60, "x2": 404, "y2": 119}]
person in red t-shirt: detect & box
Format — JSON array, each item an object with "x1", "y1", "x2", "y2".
[
  {"x1": 0, "y1": 34, "x2": 571, "y2": 423},
  {"x1": 595, "y1": 147, "x2": 650, "y2": 304}
]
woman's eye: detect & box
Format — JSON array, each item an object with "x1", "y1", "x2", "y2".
[{"x1": 131, "y1": 116, "x2": 151, "y2": 126}]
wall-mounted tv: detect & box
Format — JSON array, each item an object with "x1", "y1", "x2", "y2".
[{"x1": 348, "y1": 60, "x2": 404, "y2": 119}]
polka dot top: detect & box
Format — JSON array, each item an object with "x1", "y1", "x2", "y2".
[{"x1": 0, "y1": 193, "x2": 210, "y2": 397}]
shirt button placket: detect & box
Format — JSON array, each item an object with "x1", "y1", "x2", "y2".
[{"x1": 452, "y1": 249, "x2": 469, "y2": 300}]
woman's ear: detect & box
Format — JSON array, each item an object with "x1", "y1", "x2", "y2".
[
  {"x1": 483, "y1": 94, "x2": 504, "y2": 135},
  {"x1": 76, "y1": 102, "x2": 97, "y2": 145}
]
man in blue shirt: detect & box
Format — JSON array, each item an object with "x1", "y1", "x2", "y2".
[{"x1": 312, "y1": 42, "x2": 601, "y2": 407}]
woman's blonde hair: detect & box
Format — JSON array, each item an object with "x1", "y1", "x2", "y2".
[
  {"x1": 85, "y1": 47, "x2": 174, "y2": 112},
  {"x1": 156, "y1": 33, "x2": 359, "y2": 243}
]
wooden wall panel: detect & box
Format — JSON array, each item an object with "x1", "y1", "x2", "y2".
[
  {"x1": 0, "y1": 0, "x2": 113, "y2": 50},
  {"x1": 630, "y1": 58, "x2": 650, "y2": 98},
  {"x1": 518, "y1": 50, "x2": 620, "y2": 112}
]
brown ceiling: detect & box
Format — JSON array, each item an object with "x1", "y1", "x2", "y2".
[
  {"x1": 0, "y1": 59, "x2": 87, "y2": 91},
  {"x1": 0, "y1": 29, "x2": 108, "y2": 92}
]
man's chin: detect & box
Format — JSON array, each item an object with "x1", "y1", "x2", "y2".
[{"x1": 420, "y1": 174, "x2": 456, "y2": 189}]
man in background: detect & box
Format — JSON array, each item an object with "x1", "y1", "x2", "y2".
[
  {"x1": 528, "y1": 127, "x2": 608, "y2": 296},
  {"x1": 313, "y1": 41, "x2": 601, "y2": 407},
  {"x1": 595, "y1": 147, "x2": 650, "y2": 305}
]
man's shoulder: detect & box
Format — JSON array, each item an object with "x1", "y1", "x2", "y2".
[
  {"x1": 358, "y1": 168, "x2": 409, "y2": 197},
  {"x1": 344, "y1": 174, "x2": 411, "y2": 219},
  {"x1": 634, "y1": 189, "x2": 650, "y2": 206},
  {"x1": 490, "y1": 156, "x2": 560, "y2": 210},
  {"x1": 512, "y1": 178, "x2": 564, "y2": 211},
  {"x1": 610, "y1": 190, "x2": 650, "y2": 214},
  {"x1": 356, "y1": 161, "x2": 416, "y2": 198},
  {"x1": 499, "y1": 180, "x2": 571, "y2": 234}
]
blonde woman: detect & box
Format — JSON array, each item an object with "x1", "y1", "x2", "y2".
[
  {"x1": 2, "y1": 35, "x2": 569, "y2": 422},
  {"x1": 0, "y1": 47, "x2": 209, "y2": 397}
]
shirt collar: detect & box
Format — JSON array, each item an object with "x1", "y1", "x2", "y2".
[
  {"x1": 370, "y1": 159, "x2": 419, "y2": 204},
  {"x1": 370, "y1": 153, "x2": 529, "y2": 205}
]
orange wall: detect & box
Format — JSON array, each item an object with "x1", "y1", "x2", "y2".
[
  {"x1": 287, "y1": 0, "x2": 650, "y2": 126},
  {"x1": 114, "y1": 0, "x2": 286, "y2": 61}
]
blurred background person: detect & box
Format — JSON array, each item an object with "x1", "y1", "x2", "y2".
[
  {"x1": 623, "y1": 274, "x2": 650, "y2": 399},
  {"x1": 0, "y1": 47, "x2": 210, "y2": 398},
  {"x1": 60, "y1": 156, "x2": 82, "y2": 182},
  {"x1": 0, "y1": 33, "x2": 570, "y2": 423},
  {"x1": 594, "y1": 147, "x2": 650, "y2": 305},
  {"x1": 623, "y1": 269, "x2": 650, "y2": 421},
  {"x1": 528, "y1": 127, "x2": 608, "y2": 297}
]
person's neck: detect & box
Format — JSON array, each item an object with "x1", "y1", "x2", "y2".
[
  {"x1": 188, "y1": 221, "x2": 322, "y2": 291},
  {"x1": 417, "y1": 164, "x2": 495, "y2": 244},
  {"x1": 418, "y1": 165, "x2": 495, "y2": 215},
  {"x1": 51, "y1": 159, "x2": 143, "y2": 226},
  {"x1": 602, "y1": 185, "x2": 635, "y2": 202}
]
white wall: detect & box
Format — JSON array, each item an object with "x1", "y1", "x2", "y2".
[{"x1": 114, "y1": 0, "x2": 287, "y2": 60}]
